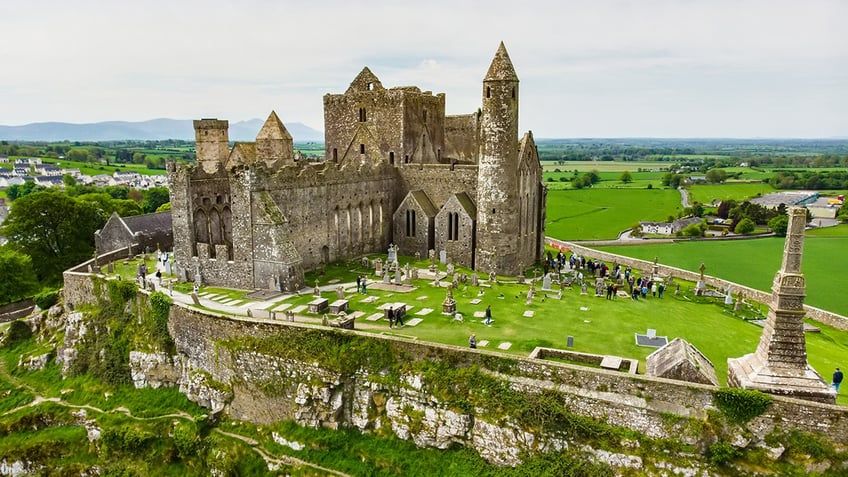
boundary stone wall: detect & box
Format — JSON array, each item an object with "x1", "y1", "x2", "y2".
[{"x1": 557, "y1": 240, "x2": 848, "y2": 331}]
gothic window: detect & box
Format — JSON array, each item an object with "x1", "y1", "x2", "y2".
[
  {"x1": 447, "y1": 212, "x2": 453, "y2": 241},
  {"x1": 210, "y1": 209, "x2": 222, "y2": 245},
  {"x1": 404, "y1": 155, "x2": 409, "y2": 164},
  {"x1": 412, "y1": 210, "x2": 416, "y2": 236},
  {"x1": 454, "y1": 213, "x2": 459, "y2": 240},
  {"x1": 405, "y1": 209, "x2": 417, "y2": 237},
  {"x1": 512, "y1": 87, "x2": 515, "y2": 99},
  {"x1": 222, "y1": 207, "x2": 233, "y2": 244},
  {"x1": 367, "y1": 82, "x2": 373, "y2": 91},
  {"x1": 194, "y1": 209, "x2": 209, "y2": 244},
  {"x1": 486, "y1": 86, "x2": 490, "y2": 98}
]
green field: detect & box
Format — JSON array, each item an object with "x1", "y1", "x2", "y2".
[
  {"x1": 593, "y1": 228, "x2": 848, "y2": 317},
  {"x1": 546, "y1": 189, "x2": 682, "y2": 240},
  {"x1": 687, "y1": 183, "x2": 776, "y2": 204}
]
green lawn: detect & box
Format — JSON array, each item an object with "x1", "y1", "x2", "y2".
[
  {"x1": 546, "y1": 188, "x2": 682, "y2": 240},
  {"x1": 686, "y1": 183, "x2": 776, "y2": 205},
  {"x1": 593, "y1": 232, "x2": 848, "y2": 318}
]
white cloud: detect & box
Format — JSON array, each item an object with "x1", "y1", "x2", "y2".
[{"x1": 0, "y1": 0, "x2": 845, "y2": 137}]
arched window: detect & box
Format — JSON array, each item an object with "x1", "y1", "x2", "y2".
[{"x1": 359, "y1": 108, "x2": 366, "y2": 122}]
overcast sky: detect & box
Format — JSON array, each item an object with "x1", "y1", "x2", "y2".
[{"x1": 1, "y1": 0, "x2": 845, "y2": 138}]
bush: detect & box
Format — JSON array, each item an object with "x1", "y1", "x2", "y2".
[
  {"x1": 713, "y1": 388, "x2": 772, "y2": 423},
  {"x1": 33, "y1": 290, "x2": 58, "y2": 309},
  {"x1": 734, "y1": 218, "x2": 756, "y2": 235},
  {"x1": 2, "y1": 320, "x2": 33, "y2": 348},
  {"x1": 708, "y1": 441, "x2": 738, "y2": 466},
  {"x1": 768, "y1": 215, "x2": 789, "y2": 236}
]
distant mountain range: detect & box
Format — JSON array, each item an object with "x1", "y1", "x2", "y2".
[{"x1": 0, "y1": 119, "x2": 324, "y2": 142}]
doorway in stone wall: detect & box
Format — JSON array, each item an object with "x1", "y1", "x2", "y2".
[{"x1": 321, "y1": 245, "x2": 330, "y2": 266}]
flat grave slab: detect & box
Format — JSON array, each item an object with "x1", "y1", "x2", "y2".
[
  {"x1": 415, "y1": 308, "x2": 433, "y2": 316},
  {"x1": 245, "y1": 289, "x2": 282, "y2": 300},
  {"x1": 477, "y1": 340, "x2": 489, "y2": 347},
  {"x1": 634, "y1": 333, "x2": 668, "y2": 348},
  {"x1": 523, "y1": 310, "x2": 535, "y2": 317},
  {"x1": 348, "y1": 311, "x2": 365, "y2": 319},
  {"x1": 497, "y1": 342, "x2": 512, "y2": 350},
  {"x1": 290, "y1": 305, "x2": 307, "y2": 314},
  {"x1": 229, "y1": 300, "x2": 247, "y2": 307},
  {"x1": 220, "y1": 299, "x2": 240, "y2": 305},
  {"x1": 473, "y1": 311, "x2": 486, "y2": 318},
  {"x1": 416, "y1": 295, "x2": 428, "y2": 301},
  {"x1": 307, "y1": 297, "x2": 329, "y2": 314},
  {"x1": 469, "y1": 298, "x2": 482, "y2": 305},
  {"x1": 579, "y1": 307, "x2": 589, "y2": 311},
  {"x1": 365, "y1": 313, "x2": 384, "y2": 321},
  {"x1": 249, "y1": 309, "x2": 271, "y2": 319},
  {"x1": 617, "y1": 291, "x2": 631, "y2": 297},
  {"x1": 329, "y1": 299, "x2": 349, "y2": 314},
  {"x1": 328, "y1": 279, "x2": 340, "y2": 284},
  {"x1": 198, "y1": 292, "x2": 211, "y2": 297},
  {"x1": 600, "y1": 356, "x2": 622, "y2": 370},
  {"x1": 273, "y1": 303, "x2": 292, "y2": 312},
  {"x1": 361, "y1": 296, "x2": 378, "y2": 304},
  {"x1": 405, "y1": 318, "x2": 423, "y2": 327}
]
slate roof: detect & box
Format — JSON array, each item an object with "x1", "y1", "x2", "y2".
[
  {"x1": 122, "y1": 211, "x2": 173, "y2": 235},
  {"x1": 453, "y1": 192, "x2": 477, "y2": 217},
  {"x1": 409, "y1": 190, "x2": 438, "y2": 217}
]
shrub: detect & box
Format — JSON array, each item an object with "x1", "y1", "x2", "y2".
[
  {"x1": 713, "y1": 388, "x2": 772, "y2": 423},
  {"x1": 708, "y1": 440, "x2": 738, "y2": 466},
  {"x1": 33, "y1": 289, "x2": 58, "y2": 309},
  {"x1": 734, "y1": 218, "x2": 756, "y2": 235},
  {"x1": 2, "y1": 320, "x2": 33, "y2": 348}
]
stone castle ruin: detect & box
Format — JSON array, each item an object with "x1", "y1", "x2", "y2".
[{"x1": 167, "y1": 43, "x2": 546, "y2": 291}]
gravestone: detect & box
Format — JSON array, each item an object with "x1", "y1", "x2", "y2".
[
  {"x1": 439, "y1": 250, "x2": 447, "y2": 264},
  {"x1": 471, "y1": 273, "x2": 479, "y2": 286},
  {"x1": 411, "y1": 268, "x2": 419, "y2": 279},
  {"x1": 168, "y1": 281, "x2": 173, "y2": 296},
  {"x1": 361, "y1": 256, "x2": 369, "y2": 267},
  {"x1": 107, "y1": 262, "x2": 114, "y2": 274},
  {"x1": 442, "y1": 285, "x2": 456, "y2": 314},
  {"x1": 313, "y1": 280, "x2": 321, "y2": 297},
  {"x1": 695, "y1": 263, "x2": 706, "y2": 295},
  {"x1": 580, "y1": 283, "x2": 588, "y2": 295},
  {"x1": 517, "y1": 273, "x2": 525, "y2": 284},
  {"x1": 393, "y1": 271, "x2": 402, "y2": 285},
  {"x1": 190, "y1": 292, "x2": 201, "y2": 306},
  {"x1": 387, "y1": 243, "x2": 397, "y2": 263},
  {"x1": 164, "y1": 259, "x2": 171, "y2": 276},
  {"x1": 446, "y1": 262, "x2": 455, "y2": 275},
  {"x1": 336, "y1": 285, "x2": 345, "y2": 299},
  {"x1": 724, "y1": 285, "x2": 734, "y2": 305},
  {"x1": 415, "y1": 251, "x2": 421, "y2": 262},
  {"x1": 382, "y1": 270, "x2": 390, "y2": 283},
  {"x1": 567, "y1": 336, "x2": 574, "y2": 348},
  {"x1": 542, "y1": 273, "x2": 552, "y2": 291},
  {"x1": 595, "y1": 278, "x2": 605, "y2": 297},
  {"x1": 375, "y1": 258, "x2": 383, "y2": 275}
]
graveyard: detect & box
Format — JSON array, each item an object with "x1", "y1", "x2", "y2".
[{"x1": 117, "y1": 247, "x2": 848, "y2": 405}]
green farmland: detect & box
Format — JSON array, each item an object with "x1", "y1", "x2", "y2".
[
  {"x1": 687, "y1": 182, "x2": 776, "y2": 205},
  {"x1": 546, "y1": 188, "x2": 682, "y2": 240},
  {"x1": 592, "y1": 226, "x2": 848, "y2": 317}
]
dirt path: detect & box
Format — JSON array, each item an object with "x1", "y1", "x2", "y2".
[{"x1": 0, "y1": 357, "x2": 348, "y2": 475}]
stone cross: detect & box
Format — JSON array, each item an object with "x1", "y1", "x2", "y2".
[
  {"x1": 727, "y1": 206, "x2": 834, "y2": 403},
  {"x1": 698, "y1": 263, "x2": 706, "y2": 281}
]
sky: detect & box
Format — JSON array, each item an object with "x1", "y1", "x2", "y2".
[{"x1": 1, "y1": 0, "x2": 846, "y2": 138}]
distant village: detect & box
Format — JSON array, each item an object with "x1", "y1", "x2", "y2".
[{"x1": 0, "y1": 155, "x2": 168, "y2": 189}]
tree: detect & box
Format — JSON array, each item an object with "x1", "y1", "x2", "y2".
[
  {"x1": 62, "y1": 174, "x2": 77, "y2": 187},
  {"x1": 0, "y1": 191, "x2": 105, "y2": 283},
  {"x1": 141, "y1": 187, "x2": 170, "y2": 213},
  {"x1": 734, "y1": 218, "x2": 756, "y2": 235},
  {"x1": 620, "y1": 171, "x2": 633, "y2": 184},
  {"x1": 0, "y1": 248, "x2": 40, "y2": 305},
  {"x1": 838, "y1": 202, "x2": 848, "y2": 223},
  {"x1": 155, "y1": 202, "x2": 172, "y2": 212},
  {"x1": 680, "y1": 223, "x2": 704, "y2": 237},
  {"x1": 706, "y1": 169, "x2": 728, "y2": 184},
  {"x1": 768, "y1": 215, "x2": 789, "y2": 236}
]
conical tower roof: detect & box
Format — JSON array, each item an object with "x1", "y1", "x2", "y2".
[
  {"x1": 484, "y1": 42, "x2": 518, "y2": 82},
  {"x1": 256, "y1": 111, "x2": 292, "y2": 141}
]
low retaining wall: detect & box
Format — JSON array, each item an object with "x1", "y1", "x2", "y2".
[
  {"x1": 552, "y1": 239, "x2": 848, "y2": 331},
  {"x1": 0, "y1": 299, "x2": 35, "y2": 323},
  {"x1": 528, "y1": 346, "x2": 639, "y2": 374}
]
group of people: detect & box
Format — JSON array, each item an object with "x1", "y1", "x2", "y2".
[
  {"x1": 355, "y1": 275, "x2": 368, "y2": 294},
  {"x1": 627, "y1": 276, "x2": 665, "y2": 300},
  {"x1": 387, "y1": 306, "x2": 404, "y2": 328}
]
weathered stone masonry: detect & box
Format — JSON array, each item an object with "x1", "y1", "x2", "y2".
[{"x1": 168, "y1": 43, "x2": 546, "y2": 292}]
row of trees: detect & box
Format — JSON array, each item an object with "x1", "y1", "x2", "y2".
[{"x1": 768, "y1": 170, "x2": 848, "y2": 190}]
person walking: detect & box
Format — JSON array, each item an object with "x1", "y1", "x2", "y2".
[
  {"x1": 387, "y1": 306, "x2": 394, "y2": 329},
  {"x1": 833, "y1": 368, "x2": 843, "y2": 392},
  {"x1": 469, "y1": 334, "x2": 477, "y2": 349},
  {"x1": 484, "y1": 305, "x2": 492, "y2": 325}
]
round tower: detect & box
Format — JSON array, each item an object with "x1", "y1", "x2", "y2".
[{"x1": 476, "y1": 42, "x2": 520, "y2": 275}]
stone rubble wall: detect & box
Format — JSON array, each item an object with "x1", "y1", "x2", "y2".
[{"x1": 561, "y1": 241, "x2": 848, "y2": 331}]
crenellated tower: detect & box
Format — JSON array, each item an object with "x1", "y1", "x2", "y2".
[
  {"x1": 194, "y1": 119, "x2": 229, "y2": 173},
  {"x1": 475, "y1": 42, "x2": 521, "y2": 275}
]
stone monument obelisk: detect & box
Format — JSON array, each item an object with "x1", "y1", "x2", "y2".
[{"x1": 727, "y1": 207, "x2": 835, "y2": 403}]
